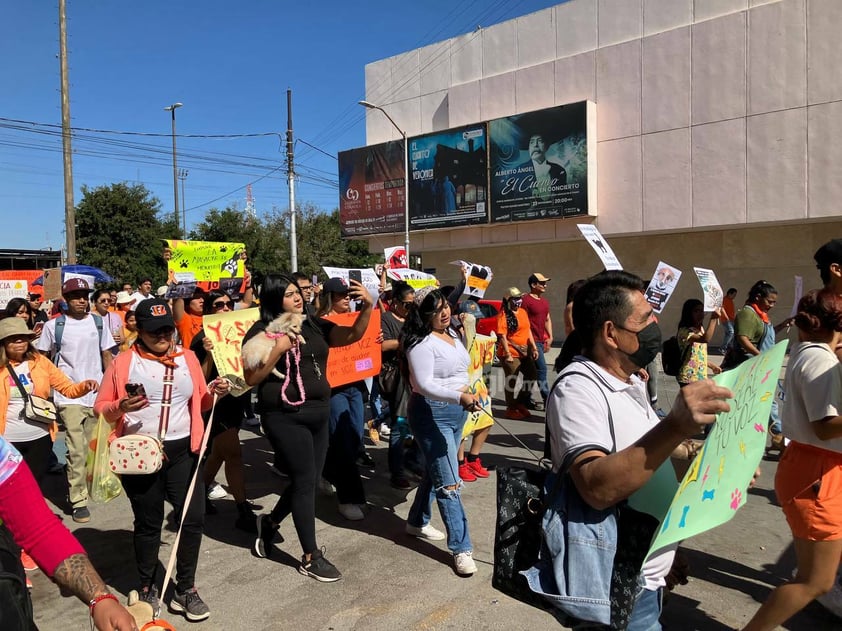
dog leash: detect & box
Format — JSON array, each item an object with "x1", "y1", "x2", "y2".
[
  {"x1": 474, "y1": 406, "x2": 546, "y2": 465},
  {"x1": 158, "y1": 391, "x2": 218, "y2": 618}
]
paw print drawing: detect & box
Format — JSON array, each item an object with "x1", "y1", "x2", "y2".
[
  {"x1": 180, "y1": 260, "x2": 189, "y2": 268},
  {"x1": 730, "y1": 488, "x2": 742, "y2": 510}
]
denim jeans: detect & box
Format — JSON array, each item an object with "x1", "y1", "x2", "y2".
[
  {"x1": 324, "y1": 387, "x2": 366, "y2": 504},
  {"x1": 627, "y1": 587, "x2": 663, "y2": 631},
  {"x1": 535, "y1": 344, "x2": 549, "y2": 401},
  {"x1": 721, "y1": 320, "x2": 735, "y2": 351},
  {"x1": 407, "y1": 393, "x2": 472, "y2": 554}
]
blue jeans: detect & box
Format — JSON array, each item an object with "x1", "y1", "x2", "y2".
[
  {"x1": 721, "y1": 320, "x2": 735, "y2": 351},
  {"x1": 407, "y1": 393, "x2": 472, "y2": 554},
  {"x1": 324, "y1": 387, "x2": 366, "y2": 504},
  {"x1": 627, "y1": 587, "x2": 663, "y2": 631},
  {"x1": 535, "y1": 344, "x2": 549, "y2": 401}
]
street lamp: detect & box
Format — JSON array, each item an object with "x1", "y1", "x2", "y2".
[
  {"x1": 358, "y1": 100, "x2": 410, "y2": 262},
  {"x1": 164, "y1": 102, "x2": 183, "y2": 235}
]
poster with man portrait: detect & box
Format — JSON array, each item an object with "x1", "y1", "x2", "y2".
[
  {"x1": 645, "y1": 262, "x2": 682, "y2": 314},
  {"x1": 489, "y1": 101, "x2": 592, "y2": 222},
  {"x1": 407, "y1": 124, "x2": 488, "y2": 229},
  {"x1": 338, "y1": 140, "x2": 405, "y2": 237}
]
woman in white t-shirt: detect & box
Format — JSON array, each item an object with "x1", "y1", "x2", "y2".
[
  {"x1": 401, "y1": 286, "x2": 481, "y2": 577},
  {"x1": 745, "y1": 289, "x2": 842, "y2": 630}
]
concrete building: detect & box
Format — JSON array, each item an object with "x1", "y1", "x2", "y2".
[{"x1": 358, "y1": 0, "x2": 841, "y2": 338}]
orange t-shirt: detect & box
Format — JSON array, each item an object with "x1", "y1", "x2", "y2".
[
  {"x1": 177, "y1": 312, "x2": 204, "y2": 350},
  {"x1": 720, "y1": 296, "x2": 736, "y2": 323},
  {"x1": 496, "y1": 308, "x2": 532, "y2": 358}
]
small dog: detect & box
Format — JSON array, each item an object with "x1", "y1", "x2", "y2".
[{"x1": 241, "y1": 312, "x2": 306, "y2": 379}]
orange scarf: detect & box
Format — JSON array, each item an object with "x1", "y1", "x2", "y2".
[
  {"x1": 133, "y1": 341, "x2": 184, "y2": 368},
  {"x1": 749, "y1": 303, "x2": 770, "y2": 324}
]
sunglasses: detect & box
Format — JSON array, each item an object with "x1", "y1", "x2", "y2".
[
  {"x1": 535, "y1": 281, "x2": 547, "y2": 286},
  {"x1": 145, "y1": 327, "x2": 175, "y2": 339},
  {"x1": 212, "y1": 300, "x2": 234, "y2": 310},
  {"x1": 97, "y1": 298, "x2": 112, "y2": 304}
]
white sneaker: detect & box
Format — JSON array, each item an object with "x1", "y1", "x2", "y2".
[
  {"x1": 453, "y1": 551, "x2": 477, "y2": 576},
  {"x1": 338, "y1": 503, "x2": 365, "y2": 521},
  {"x1": 318, "y1": 478, "x2": 336, "y2": 496},
  {"x1": 207, "y1": 482, "x2": 227, "y2": 500},
  {"x1": 405, "y1": 523, "x2": 446, "y2": 541},
  {"x1": 378, "y1": 423, "x2": 391, "y2": 438}
]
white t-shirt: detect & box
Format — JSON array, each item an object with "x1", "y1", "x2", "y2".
[
  {"x1": 782, "y1": 342, "x2": 842, "y2": 453},
  {"x1": 129, "y1": 292, "x2": 152, "y2": 310},
  {"x1": 547, "y1": 357, "x2": 675, "y2": 591},
  {"x1": 4, "y1": 362, "x2": 49, "y2": 443},
  {"x1": 36, "y1": 315, "x2": 116, "y2": 407},
  {"x1": 407, "y1": 332, "x2": 470, "y2": 404},
  {"x1": 122, "y1": 354, "x2": 193, "y2": 441}
]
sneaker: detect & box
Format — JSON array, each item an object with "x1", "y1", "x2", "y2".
[
  {"x1": 453, "y1": 551, "x2": 477, "y2": 576},
  {"x1": 170, "y1": 587, "x2": 210, "y2": 622},
  {"x1": 356, "y1": 452, "x2": 375, "y2": 470},
  {"x1": 298, "y1": 548, "x2": 342, "y2": 583},
  {"x1": 338, "y1": 503, "x2": 365, "y2": 521},
  {"x1": 318, "y1": 477, "x2": 336, "y2": 496},
  {"x1": 378, "y1": 423, "x2": 391, "y2": 438},
  {"x1": 390, "y1": 475, "x2": 413, "y2": 490},
  {"x1": 243, "y1": 415, "x2": 261, "y2": 428},
  {"x1": 207, "y1": 482, "x2": 228, "y2": 500},
  {"x1": 466, "y1": 458, "x2": 490, "y2": 478},
  {"x1": 254, "y1": 514, "x2": 282, "y2": 559},
  {"x1": 532, "y1": 401, "x2": 545, "y2": 412},
  {"x1": 25, "y1": 575, "x2": 32, "y2": 590},
  {"x1": 205, "y1": 497, "x2": 218, "y2": 515},
  {"x1": 458, "y1": 462, "x2": 477, "y2": 482},
  {"x1": 139, "y1": 585, "x2": 160, "y2": 617},
  {"x1": 20, "y1": 550, "x2": 37, "y2": 572},
  {"x1": 406, "y1": 523, "x2": 446, "y2": 541},
  {"x1": 72, "y1": 507, "x2": 90, "y2": 523},
  {"x1": 654, "y1": 407, "x2": 668, "y2": 419},
  {"x1": 235, "y1": 511, "x2": 258, "y2": 534},
  {"x1": 515, "y1": 403, "x2": 532, "y2": 418},
  {"x1": 504, "y1": 407, "x2": 527, "y2": 421}
]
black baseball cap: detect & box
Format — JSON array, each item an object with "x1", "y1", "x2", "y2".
[
  {"x1": 323, "y1": 277, "x2": 350, "y2": 294},
  {"x1": 134, "y1": 298, "x2": 175, "y2": 332}
]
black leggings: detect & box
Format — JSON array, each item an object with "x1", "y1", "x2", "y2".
[
  {"x1": 261, "y1": 406, "x2": 329, "y2": 555},
  {"x1": 13, "y1": 435, "x2": 52, "y2": 487}
]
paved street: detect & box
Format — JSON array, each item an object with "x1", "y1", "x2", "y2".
[{"x1": 29, "y1": 355, "x2": 841, "y2": 630}]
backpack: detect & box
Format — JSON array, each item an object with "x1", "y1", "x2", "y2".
[
  {"x1": 0, "y1": 525, "x2": 37, "y2": 631},
  {"x1": 53, "y1": 313, "x2": 104, "y2": 366},
  {"x1": 661, "y1": 336, "x2": 684, "y2": 376}
]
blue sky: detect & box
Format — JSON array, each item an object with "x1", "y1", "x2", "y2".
[{"x1": 1, "y1": 0, "x2": 560, "y2": 252}]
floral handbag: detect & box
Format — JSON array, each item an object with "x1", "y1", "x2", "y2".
[{"x1": 108, "y1": 366, "x2": 173, "y2": 475}]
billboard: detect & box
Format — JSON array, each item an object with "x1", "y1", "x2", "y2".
[
  {"x1": 338, "y1": 140, "x2": 405, "y2": 237},
  {"x1": 489, "y1": 101, "x2": 591, "y2": 222},
  {"x1": 408, "y1": 124, "x2": 488, "y2": 229}
]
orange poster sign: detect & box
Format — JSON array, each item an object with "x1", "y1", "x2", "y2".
[{"x1": 322, "y1": 310, "x2": 382, "y2": 388}]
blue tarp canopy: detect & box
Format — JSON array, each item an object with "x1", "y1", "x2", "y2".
[{"x1": 32, "y1": 264, "x2": 115, "y2": 285}]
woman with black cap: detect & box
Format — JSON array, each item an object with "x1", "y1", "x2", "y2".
[{"x1": 244, "y1": 273, "x2": 373, "y2": 582}]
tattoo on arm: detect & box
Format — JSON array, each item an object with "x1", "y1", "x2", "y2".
[{"x1": 53, "y1": 553, "x2": 108, "y2": 602}]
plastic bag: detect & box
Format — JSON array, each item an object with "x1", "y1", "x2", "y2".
[{"x1": 86, "y1": 414, "x2": 122, "y2": 503}]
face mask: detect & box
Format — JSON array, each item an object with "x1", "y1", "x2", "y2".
[{"x1": 620, "y1": 321, "x2": 662, "y2": 368}]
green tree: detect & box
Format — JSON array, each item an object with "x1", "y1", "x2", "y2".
[
  {"x1": 76, "y1": 183, "x2": 179, "y2": 287},
  {"x1": 295, "y1": 204, "x2": 379, "y2": 277}
]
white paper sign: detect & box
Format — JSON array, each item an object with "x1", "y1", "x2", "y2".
[
  {"x1": 789, "y1": 275, "x2": 803, "y2": 318},
  {"x1": 450, "y1": 260, "x2": 493, "y2": 299},
  {"x1": 693, "y1": 267, "x2": 724, "y2": 311},
  {"x1": 0, "y1": 280, "x2": 28, "y2": 309},
  {"x1": 322, "y1": 266, "x2": 381, "y2": 303},
  {"x1": 644, "y1": 262, "x2": 682, "y2": 314},
  {"x1": 385, "y1": 268, "x2": 438, "y2": 291},
  {"x1": 577, "y1": 224, "x2": 622, "y2": 270}
]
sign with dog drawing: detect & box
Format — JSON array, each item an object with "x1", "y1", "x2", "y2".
[
  {"x1": 322, "y1": 310, "x2": 382, "y2": 388},
  {"x1": 450, "y1": 260, "x2": 493, "y2": 299},
  {"x1": 643, "y1": 341, "x2": 788, "y2": 560},
  {"x1": 577, "y1": 224, "x2": 622, "y2": 271},
  {"x1": 164, "y1": 240, "x2": 246, "y2": 283},
  {"x1": 202, "y1": 308, "x2": 259, "y2": 397}
]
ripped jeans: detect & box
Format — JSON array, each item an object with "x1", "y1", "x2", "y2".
[{"x1": 406, "y1": 393, "x2": 472, "y2": 554}]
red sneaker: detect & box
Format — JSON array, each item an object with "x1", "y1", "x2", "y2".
[
  {"x1": 458, "y1": 462, "x2": 477, "y2": 482},
  {"x1": 20, "y1": 550, "x2": 37, "y2": 572},
  {"x1": 505, "y1": 407, "x2": 527, "y2": 420},
  {"x1": 515, "y1": 403, "x2": 532, "y2": 418},
  {"x1": 467, "y1": 458, "x2": 490, "y2": 478}
]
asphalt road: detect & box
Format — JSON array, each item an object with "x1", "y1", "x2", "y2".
[{"x1": 29, "y1": 354, "x2": 841, "y2": 630}]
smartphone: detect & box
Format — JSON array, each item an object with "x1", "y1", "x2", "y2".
[
  {"x1": 349, "y1": 270, "x2": 363, "y2": 285},
  {"x1": 125, "y1": 383, "x2": 147, "y2": 398}
]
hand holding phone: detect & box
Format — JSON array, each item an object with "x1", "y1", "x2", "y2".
[
  {"x1": 349, "y1": 270, "x2": 363, "y2": 284},
  {"x1": 125, "y1": 383, "x2": 147, "y2": 398}
]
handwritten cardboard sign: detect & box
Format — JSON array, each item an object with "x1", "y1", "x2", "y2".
[
  {"x1": 322, "y1": 310, "x2": 382, "y2": 388},
  {"x1": 0, "y1": 280, "x2": 28, "y2": 309},
  {"x1": 165, "y1": 239, "x2": 245, "y2": 283},
  {"x1": 641, "y1": 340, "x2": 788, "y2": 560},
  {"x1": 461, "y1": 313, "x2": 497, "y2": 438},
  {"x1": 202, "y1": 308, "x2": 259, "y2": 397}
]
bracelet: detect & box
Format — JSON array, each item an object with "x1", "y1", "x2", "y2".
[{"x1": 89, "y1": 592, "x2": 118, "y2": 615}]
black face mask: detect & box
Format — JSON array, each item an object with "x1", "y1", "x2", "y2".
[{"x1": 620, "y1": 321, "x2": 662, "y2": 369}]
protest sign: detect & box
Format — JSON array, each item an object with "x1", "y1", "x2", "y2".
[
  {"x1": 202, "y1": 308, "x2": 259, "y2": 397},
  {"x1": 461, "y1": 314, "x2": 496, "y2": 438},
  {"x1": 0, "y1": 280, "x2": 28, "y2": 308},
  {"x1": 322, "y1": 310, "x2": 382, "y2": 388},
  {"x1": 386, "y1": 268, "x2": 438, "y2": 291},
  {"x1": 644, "y1": 262, "x2": 682, "y2": 314},
  {"x1": 693, "y1": 267, "x2": 724, "y2": 311},
  {"x1": 43, "y1": 268, "x2": 62, "y2": 299},
  {"x1": 451, "y1": 260, "x2": 493, "y2": 299},
  {"x1": 789, "y1": 275, "x2": 803, "y2": 318},
  {"x1": 643, "y1": 341, "x2": 788, "y2": 560},
  {"x1": 385, "y1": 246, "x2": 408, "y2": 269},
  {"x1": 0, "y1": 270, "x2": 42, "y2": 289},
  {"x1": 322, "y1": 266, "x2": 381, "y2": 303},
  {"x1": 165, "y1": 240, "x2": 245, "y2": 283},
  {"x1": 577, "y1": 224, "x2": 622, "y2": 270}
]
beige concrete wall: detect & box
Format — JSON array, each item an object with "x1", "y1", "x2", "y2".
[{"x1": 415, "y1": 220, "x2": 840, "y2": 347}]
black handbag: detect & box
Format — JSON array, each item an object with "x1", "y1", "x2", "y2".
[{"x1": 378, "y1": 360, "x2": 399, "y2": 395}]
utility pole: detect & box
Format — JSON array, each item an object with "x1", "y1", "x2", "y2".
[
  {"x1": 287, "y1": 89, "x2": 297, "y2": 272},
  {"x1": 59, "y1": 0, "x2": 76, "y2": 263},
  {"x1": 178, "y1": 168, "x2": 188, "y2": 235}
]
